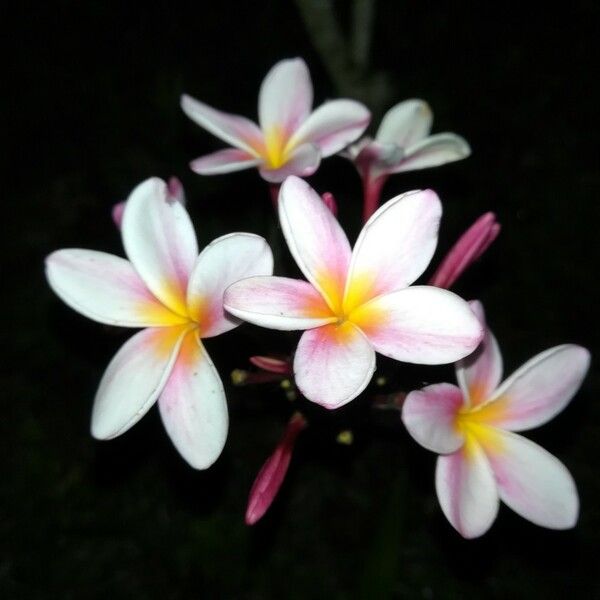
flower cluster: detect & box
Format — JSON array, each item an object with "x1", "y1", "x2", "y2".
[{"x1": 46, "y1": 58, "x2": 589, "y2": 538}]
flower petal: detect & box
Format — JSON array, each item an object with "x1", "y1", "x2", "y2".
[
  {"x1": 245, "y1": 413, "x2": 306, "y2": 525},
  {"x1": 481, "y1": 345, "x2": 590, "y2": 431},
  {"x1": 351, "y1": 286, "x2": 483, "y2": 365},
  {"x1": 258, "y1": 58, "x2": 313, "y2": 138},
  {"x1": 187, "y1": 233, "x2": 273, "y2": 338},
  {"x1": 181, "y1": 94, "x2": 263, "y2": 156},
  {"x1": 455, "y1": 300, "x2": 503, "y2": 407},
  {"x1": 294, "y1": 322, "x2": 376, "y2": 409},
  {"x1": 91, "y1": 325, "x2": 190, "y2": 439},
  {"x1": 190, "y1": 148, "x2": 261, "y2": 175},
  {"x1": 259, "y1": 143, "x2": 321, "y2": 183},
  {"x1": 343, "y1": 190, "x2": 442, "y2": 310},
  {"x1": 158, "y1": 331, "x2": 228, "y2": 469},
  {"x1": 224, "y1": 276, "x2": 336, "y2": 330},
  {"x1": 45, "y1": 249, "x2": 187, "y2": 327},
  {"x1": 435, "y1": 436, "x2": 499, "y2": 538},
  {"x1": 287, "y1": 99, "x2": 371, "y2": 156},
  {"x1": 402, "y1": 383, "x2": 465, "y2": 453},
  {"x1": 122, "y1": 178, "x2": 198, "y2": 316},
  {"x1": 429, "y1": 213, "x2": 500, "y2": 289},
  {"x1": 278, "y1": 177, "x2": 352, "y2": 313},
  {"x1": 392, "y1": 133, "x2": 471, "y2": 173},
  {"x1": 376, "y1": 99, "x2": 433, "y2": 147},
  {"x1": 481, "y1": 429, "x2": 578, "y2": 529}
]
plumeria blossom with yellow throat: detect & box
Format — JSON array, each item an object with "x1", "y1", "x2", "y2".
[
  {"x1": 224, "y1": 176, "x2": 483, "y2": 409},
  {"x1": 402, "y1": 301, "x2": 590, "y2": 538},
  {"x1": 181, "y1": 58, "x2": 371, "y2": 183},
  {"x1": 45, "y1": 177, "x2": 273, "y2": 468}
]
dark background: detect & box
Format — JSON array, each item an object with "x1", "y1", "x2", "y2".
[{"x1": 4, "y1": 1, "x2": 599, "y2": 598}]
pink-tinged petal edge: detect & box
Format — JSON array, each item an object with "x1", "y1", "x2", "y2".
[
  {"x1": 245, "y1": 413, "x2": 307, "y2": 525},
  {"x1": 190, "y1": 148, "x2": 262, "y2": 175},
  {"x1": 249, "y1": 356, "x2": 291, "y2": 375},
  {"x1": 455, "y1": 300, "x2": 503, "y2": 407},
  {"x1": 402, "y1": 383, "x2": 465, "y2": 454}
]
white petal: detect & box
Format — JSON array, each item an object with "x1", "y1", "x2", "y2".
[
  {"x1": 376, "y1": 99, "x2": 433, "y2": 147},
  {"x1": 187, "y1": 233, "x2": 274, "y2": 337},
  {"x1": 294, "y1": 322, "x2": 376, "y2": 409},
  {"x1": 91, "y1": 326, "x2": 190, "y2": 439},
  {"x1": 45, "y1": 249, "x2": 186, "y2": 327},
  {"x1": 158, "y1": 332, "x2": 228, "y2": 469},
  {"x1": 122, "y1": 178, "x2": 198, "y2": 316},
  {"x1": 287, "y1": 99, "x2": 370, "y2": 157},
  {"x1": 278, "y1": 176, "x2": 352, "y2": 313},
  {"x1": 435, "y1": 437, "x2": 499, "y2": 538},
  {"x1": 343, "y1": 189, "x2": 441, "y2": 309},
  {"x1": 224, "y1": 276, "x2": 336, "y2": 331},
  {"x1": 456, "y1": 300, "x2": 503, "y2": 407},
  {"x1": 402, "y1": 383, "x2": 465, "y2": 454},
  {"x1": 258, "y1": 58, "x2": 313, "y2": 137},
  {"x1": 351, "y1": 286, "x2": 483, "y2": 364},
  {"x1": 190, "y1": 148, "x2": 261, "y2": 175},
  {"x1": 483, "y1": 345, "x2": 590, "y2": 431},
  {"x1": 393, "y1": 133, "x2": 471, "y2": 173},
  {"x1": 484, "y1": 429, "x2": 579, "y2": 529},
  {"x1": 181, "y1": 94, "x2": 263, "y2": 156}
]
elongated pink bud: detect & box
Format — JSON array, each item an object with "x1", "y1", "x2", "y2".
[
  {"x1": 245, "y1": 413, "x2": 307, "y2": 525},
  {"x1": 321, "y1": 192, "x2": 338, "y2": 216},
  {"x1": 429, "y1": 212, "x2": 500, "y2": 289},
  {"x1": 249, "y1": 355, "x2": 292, "y2": 375},
  {"x1": 112, "y1": 176, "x2": 185, "y2": 228}
]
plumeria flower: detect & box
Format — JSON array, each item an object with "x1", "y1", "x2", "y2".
[
  {"x1": 224, "y1": 176, "x2": 483, "y2": 409},
  {"x1": 429, "y1": 212, "x2": 500, "y2": 289},
  {"x1": 245, "y1": 412, "x2": 307, "y2": 525},
  {"x1": 402, "y1": 301, "x2": 590, "y2": 538},
  {"x1": 343, "y1": 100, "x2": 470, "y2": 221},
  {"x1": 181, "y1": 58, "x2": 371, "y2": 183},
  {"x1": 45, "y1": 178, "x2": 273, "y2": 469}
]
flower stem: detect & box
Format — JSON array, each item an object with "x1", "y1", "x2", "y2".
[
  {"x1": 362, "y1": 176, "x2": 385, "y2": 223},
  {"x1": 269, "y1": 184, "x2": 281, "y2": 211}
]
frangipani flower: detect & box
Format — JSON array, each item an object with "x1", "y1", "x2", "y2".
[
  {"x1": 429, "y1": 212, "x2": 500, "y2": 289},
  {"x1": 45, "y1": 178, "x2": 273, "y2": 469},
  {"x1": 245, "y1": 412, "x2": 307, "y2": 525},
  {"x1": 343, "y1": 100, "x2": 470, "y2": 221},
  {"x1": 181, "y1": 58, "x2": 371, "y2": 183},
  {"x1": 402, "y1": 301, "x2": 590, "y2": 538},
  {"x1": 224, "y1": 176, "x2": 483, "y2": 409}
]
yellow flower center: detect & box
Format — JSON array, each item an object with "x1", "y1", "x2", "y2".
[{"x1": 263, "y1": 126, "x2": 289, "y2": 169}]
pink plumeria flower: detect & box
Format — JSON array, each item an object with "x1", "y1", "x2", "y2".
[
  {"x1": 245, "y1": 412, "x2": 307, "y2": 525},
  {"x1": 181, "y1": 58, "x2": 371, "y2": 183},
  {"x1": 111, "y1": 176, "x2": 185, "y2": 228},
  {"x1": 402, "y1": 301, "x2": 590, "y2": 538},
  {"x1": 224, "y1": 176, "x2": 483, "y2": 409},
  {"x1": 45, "y1": 177, "x2": 273, "y2": 469},
  {"x1": 343, "y1": 100, "x2": 470, "y2": 221},
  {"x1": 429, "y1": 212, "x2": 500, "y2": 289}
]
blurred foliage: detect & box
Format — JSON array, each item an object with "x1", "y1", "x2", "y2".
[{"x1": 4, "y1": 1, "x2": 600, "y2": 598}]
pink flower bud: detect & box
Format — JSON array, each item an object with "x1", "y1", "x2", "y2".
[
  {"x1": 321, "y1": 192, "x2": 338, "y2": 216},
  {"x1": 429, "y1": 212, "x2": 500, "y2": 289},
  {"x1": 249, "y1": 355, "x2": 291, "y2": 375},
  {"x1": 245, "y1": 413, "x2": 307, "y2": 525}
]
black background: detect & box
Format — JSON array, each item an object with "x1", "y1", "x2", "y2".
[{"x1": 4, "y1": 1, "x2": 600, "y2": 598}]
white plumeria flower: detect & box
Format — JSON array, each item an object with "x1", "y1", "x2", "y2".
[
  {"x1": 181, "y1": 58, "x2": 371, "y2": 183},
  {"x1": 224, "y1": 176, "x2": 483, "y2": 409},
  {"x1": 45, "y1": 178, "x2": 273, "y2": 469},
  {"x1": 344, "y1": 100, "x2": 471, "y2": 221},
  {"x1": 402, "y1": 301, "x2": 590, "y2": 538}
]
